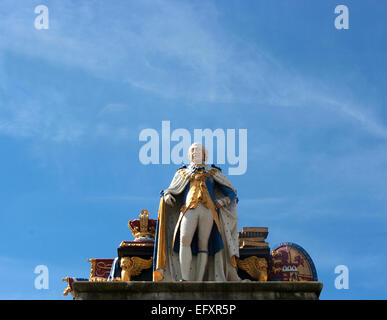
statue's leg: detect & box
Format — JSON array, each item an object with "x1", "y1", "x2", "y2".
[
  {"x1": 196, "y1": 206, "x2": 214, "y2": 281},
  {"x1": 179, "y1": 209, "x2": 199, "y2": 281}
]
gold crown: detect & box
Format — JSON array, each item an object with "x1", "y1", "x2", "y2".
[{"x1": 128, "y1": 209, "x2": 156, "y2": 241}]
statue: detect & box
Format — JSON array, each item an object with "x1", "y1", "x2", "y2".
[{"x1": 153, "y1": 143, "x2": 241, "y2": 281}]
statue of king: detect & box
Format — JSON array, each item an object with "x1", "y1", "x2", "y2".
[{"x1": 153, "y1": 143, "x2": 241, "y2": 282}]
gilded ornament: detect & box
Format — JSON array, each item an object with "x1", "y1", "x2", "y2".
[
  {"x1": 237, "y1": 256, "x2": 268, "y2": 281},
  {"x1": 120, "y1": 256, "x2": 153, "y2": 281}
]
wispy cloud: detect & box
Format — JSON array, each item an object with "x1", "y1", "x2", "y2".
[
  {"x1": 240, "y1": 196, "x2": 288, "y2": 206},
  {"x1": 0, "y1": 0, "x2": 386, "y2": 144},
  {"x1": 316, "y1": 96, "x2": 387, "y2": 139},
  {"x1": 84, "y1": 194, "x2": 156, "y2": 202}
]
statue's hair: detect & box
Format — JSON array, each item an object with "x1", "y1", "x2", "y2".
[{"x1": 188, "y1": 143, "x2": 208, "y2": 163}]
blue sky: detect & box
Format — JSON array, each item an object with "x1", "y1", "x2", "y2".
[{"x1": 0, "y1": 0, "x2": 386, "y2": 299}]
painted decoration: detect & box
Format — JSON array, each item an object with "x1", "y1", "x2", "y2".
[{"x1": 268, "y1": 242, "x2": 318, "y2": 281}]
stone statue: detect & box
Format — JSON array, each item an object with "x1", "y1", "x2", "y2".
[{"x1": 153, "y1": 143, "x2": 241, "y2": 281}]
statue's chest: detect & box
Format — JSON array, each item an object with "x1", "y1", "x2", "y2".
[{"x1": 184, "y1": 171, "x2": 214, "y2": 206}]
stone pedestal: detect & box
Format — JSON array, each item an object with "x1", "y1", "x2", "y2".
[{"x1": 71, "y1": 281, "x2": 323, "y2": 300}]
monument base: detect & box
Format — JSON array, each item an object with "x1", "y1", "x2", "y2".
[{"x1": 71, "y1": 281, "x2": 323, "y2": 300}]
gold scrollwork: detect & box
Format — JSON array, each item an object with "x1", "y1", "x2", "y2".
[
  {"x1": 87, "y1": 259, "x2": 113, "y2": 279},
  {"x1": 120, "y1": 256, "x2": 153, "y2": 281},
  {"x1": 88, "y1": 259, "x2": 96, "y2": 279},
  {"x1": 119, "y1": 241, "x2": 154, "y2": 248},
  {"x1": 237, "y1": 256, "x2": 268, "y2": 281},
  {"x1": 89, "y1": 277, "x2": 108, "y2": 282},
  {"x1": 62, "y1": 277, "x2": 72, "y2": 296}
]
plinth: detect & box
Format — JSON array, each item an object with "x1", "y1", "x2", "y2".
[{"x1": 71, "y1": 281, "x2": 323, "y2": 300}]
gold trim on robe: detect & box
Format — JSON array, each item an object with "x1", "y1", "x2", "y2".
[
  {"x1": 153, "y1": 196, "x2": 166, "y2": 282},
  {"x1": 171, "y1": 169, "x2": 221, "y2": 250},
  {"x1": 153, "y1": 165, "x2": 239, "y2": 281}
]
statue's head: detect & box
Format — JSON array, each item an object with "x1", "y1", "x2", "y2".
[{"x1": 188, "y1": 143, "x2": 208, "y2": 165}]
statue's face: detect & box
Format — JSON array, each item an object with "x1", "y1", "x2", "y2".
[{"x1": 190, "y1": 145, "x2": 205, "y2": 164}]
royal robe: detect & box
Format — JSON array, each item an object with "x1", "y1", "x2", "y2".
[{"x1": 153, "y1": 164, "x2": 241, "y2": 282}]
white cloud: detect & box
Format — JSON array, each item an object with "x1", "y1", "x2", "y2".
[
  {"x1": 0, "y1": 0, "x2": 385, "y2": 143},
  {"x1": 84, "y1": 194, "x2": 155, "y2": 202}
]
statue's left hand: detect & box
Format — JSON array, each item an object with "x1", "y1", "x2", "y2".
[
  {"x1": 215, "y1": 198, "x2": 229, "y2": 209},
  {"x1": 164, "y1": 193, "x2": 176, "y2": 206}
]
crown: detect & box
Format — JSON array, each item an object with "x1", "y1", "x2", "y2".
[{"x1": 128, "y1": 209, "x2": 157, "y2": 241}]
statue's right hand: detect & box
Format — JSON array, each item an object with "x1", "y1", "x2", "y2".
[{"x1": 164, "y1": 193, "x2": 176, "y2": 207}]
